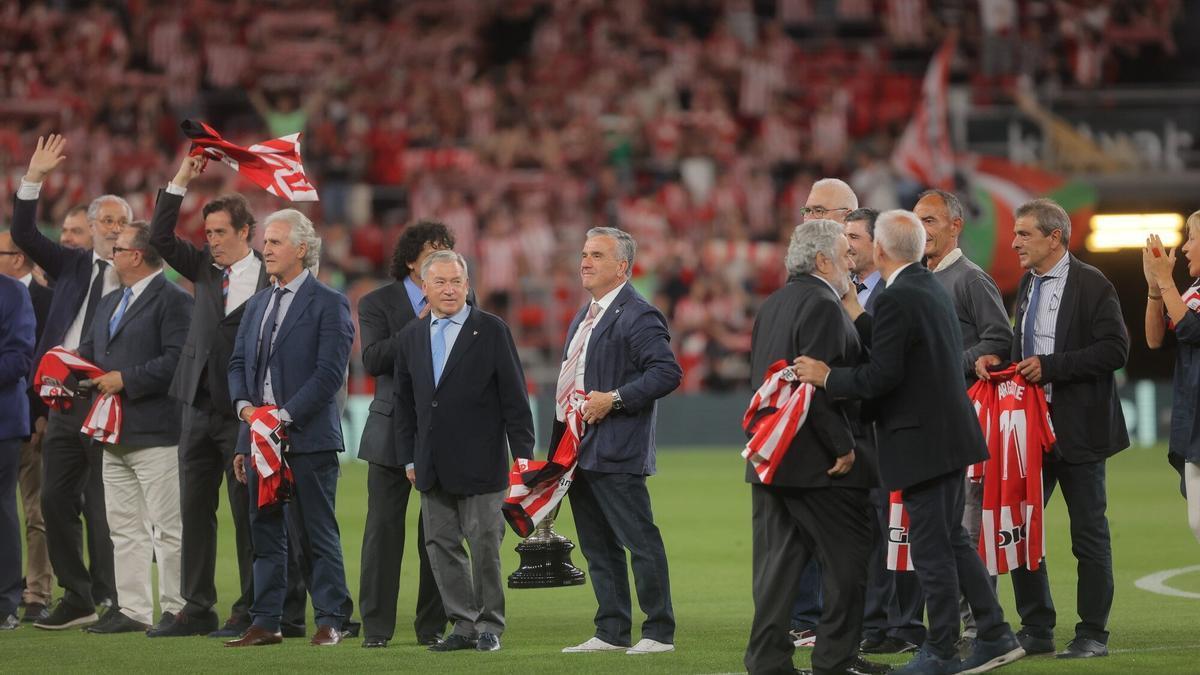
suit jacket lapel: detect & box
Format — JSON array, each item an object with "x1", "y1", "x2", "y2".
[
  {"x1": 208, "y1": 267, "x2": 225, "y2": 317},
  {"x1": 589, "y1": 284, "x2": 633, "y2": 343},
  {"x1": 109, "y1": 275, "x2": 163, "y2": 340},
  {"x1": 436, "y1": 309, "x2": 482, "y2": 389},
  {"x1": 271, "y1": 274, "x2": 315, "y2": 350},
  {"x1": 415, "y1": 314, "x2": 434, "y2": 389},
  {"x1": 1052, "y1": 256, "x2": 1080, "y2": 354},
  {"x1": 243, "y1": 291, "x2": 269, "y2": 390}
]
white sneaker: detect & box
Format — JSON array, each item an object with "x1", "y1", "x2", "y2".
[
  {"x1": 562, "y1": 637, "x2": 626, "y2": 653},
  {"x1": 626, "y1": 638, "x2": 675, "y2": 654}
]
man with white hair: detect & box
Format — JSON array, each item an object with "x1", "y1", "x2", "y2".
[
  {"x1": 226, "y1": 209, "x2": 356, "y2": 648},
  {"x1": 795, "y1": 210, "x2": 1024, "y2": 674},
  {"x1": 744, "y1": 219, "x2": 886, "y2": 675}
]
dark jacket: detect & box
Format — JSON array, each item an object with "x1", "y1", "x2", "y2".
[
  {"x1": 79, "y1": 274, "x2": 193, "y2": 447},
  {"x1": 1011, "y1": 255, "x2": 1129, "y2": 463},
  {"x1": 826, "y1": 265, "x2": 989, "y2": 491},
  {"x1": 748, "y1": 274, "x2": 877, "y2": 489},
  {"x1": 148, "y1": 189, "x2": 269, "y2": 416},
  {"x1": 393, "y1": 307, "x2": 534, "y2": 495},
  {"x1": 559, "y1": 283, "x2": 682, "y2": 476},
  {"x1": 0, "y1": 275, "x2": 35, "y2": 441}
]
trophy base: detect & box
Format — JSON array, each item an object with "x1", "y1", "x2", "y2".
[{"x1": 507, "y1": 526, "x2": 587, "y2": 589}]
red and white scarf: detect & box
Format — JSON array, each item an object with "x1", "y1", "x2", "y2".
[
  {"x1": 503, "y1": 396, "x2": 583, "y2": 537},
  {"x1": 34, "y1": 346, "x2": 122, "y2": 444},
  {"x1": 886, "y1": 490, "x2": 916, "y2": 572},
  {"x1": 182, "y1": 120, "x2": 319, "y2": 202},
  {"x1": 248, "y1": 405, "x2": 294, "y2": 508},
  {"x1": 741, "y1": 359, "x2": 814, "y2": 484}
]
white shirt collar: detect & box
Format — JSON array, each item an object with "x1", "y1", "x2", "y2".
[
  {"x1": 18, "y1": 273, "x2": 32, "y2": 287},
  {"x1": 1034, "y1": 251, "x2": 1070, "y2": 279},
  {"x1": 92, "y1": 251, "x2": 111, "y2": 267},
  {"x1": 127, "y1": 269, "x2": 163, "y2": 301},
  {"x1": 213, "y1": 248, "x2": 258, "y2": 275},
  {"x1": 592, "y1": 281, "x2": 627, "y2": 312},
  {"x1": 886, "y1": 262, "x2": 914, "y2": 287},
  {"x1": 276, "y1": 268, "x2": 310, "y2": 293},
  {"x1": 932, "y1": 248, "x2": 964, "y2": 273}
]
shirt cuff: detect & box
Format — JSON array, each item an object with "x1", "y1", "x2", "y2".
[
  {"x1": 822, "y1": 371, "x2": 830, "y2": 389},
  {"x1": 17, "y1": 179, "x2": 41, "y2": 200},
  {"x1": 405, "y1": 463, "x2": 414, "y2": 471},
  {"x1": 236, "y1": 401, "x2": 252, "y2": 419},
  {"x1": 165, "y1": 182, "x2": 187, "y2": 196},
  {"x1": 277, "y1": 408, "x2": 292, "y2": 424}
]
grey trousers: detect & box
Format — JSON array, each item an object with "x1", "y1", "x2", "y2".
[
  {"x1": 421, "y1": 487, "x2": 506, "y2": 637},
  {"x1": 960, "y1": 476, "x2": 996, "y2": 636}
]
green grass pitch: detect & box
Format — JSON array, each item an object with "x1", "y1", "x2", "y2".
[{"x1": 3, "y1": 446, "x2": 1198, "y2": 673}]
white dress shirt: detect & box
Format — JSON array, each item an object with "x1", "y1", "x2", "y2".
[
  {"x1": 217, "y1": 249, "x2": 262, "y2": 315},
  {"x1": 236, "y1": 268, "x2": 310, "y2": 422},
  {"x1": 62, "y1": 253, "x2": 120, "y2": 351},
  {"x1": 1022, "y1": 252, "x2": 1070, "y2": 401},
  {"x1": 568, "y1": 282, "x2": 626, "y2": 396}
]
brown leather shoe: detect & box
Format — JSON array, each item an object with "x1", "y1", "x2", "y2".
[
  {"x1": 310, "y1": 625, "x2": 345, "y2": 646},
  {"x1": 224, "y1": 624, "x2": 283, "y2": 647}
]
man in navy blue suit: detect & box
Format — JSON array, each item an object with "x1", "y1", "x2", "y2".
[
  {"x1": 12, "y1": 136, "x2": 120, "y2": 630},
  {"x1": 0, "y1": 272, "x2": 35, "y2": 630},
  {"x1": 558, "y1": 227, "x2": 683, "y2": 656},
  {"x1": 226, "y1": 209, "x2": 355, "y2": 648}
]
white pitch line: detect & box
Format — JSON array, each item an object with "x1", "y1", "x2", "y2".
[{"x1": 1133, "y1": 564, "x2": 1200, "y2": 599}]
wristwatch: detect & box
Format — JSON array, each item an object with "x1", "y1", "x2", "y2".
[{"x1": 609, "y1": 389, "x2": 624, "y2": 411}]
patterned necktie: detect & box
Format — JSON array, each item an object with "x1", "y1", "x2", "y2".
[
  {"x1": 1023, "y1": 276, "x2": 1045, "y2": 359},
  {"x1": 432, "y1": 317, "x2": 452, "y2": 386},
  {"x1": 222, "y1": 266, "x2": 231, "y2": 311},
  {"x1": 854, "y1": 280, "x2": 867, "y2": 294},
  {"x1": 255, "y1": 287, "x2": 289, "y2": 401},
  {"x1": 108, "y1": 287, "x2": 133, "y2": 337},
  {"x1": 82, "y1": 260, "x2": 109, "y2": 335},
  {"x1": 555, "y1": 302, "x2": 601, "y2": 420}
]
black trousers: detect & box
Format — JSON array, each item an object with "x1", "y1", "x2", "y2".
[
  {"x1": 902, "y1": 469, "x2": 1008, "y2": 659},
  {"x1": 745, "y1": 484, "x2": 872, "y2": 675},
  {"x1": 862, "y1": 487, "x2": 926, "y2": 645},
  {"x1": 1010, "y1": 457, "x2": 1113, "y2": 644},
  {"x1": 40, "y1": 404, "x2": 116, "y2": 610},
  {"x1": 0, "y1": 438, "x2": 21, "y2": 617},
  {"x1": 178, "y1": 404, "x2": 254, "y2": 619},
  {"x1": 358, "y1": 462, "x2": 446, "y2": 641},
  {"x1": 569, "y1": 469, "x2": 675, "y2": 646}
]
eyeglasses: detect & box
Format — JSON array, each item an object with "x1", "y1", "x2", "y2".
[
  {"x1": 800, "y1": 206, "x2": 852, "y2": 218},
  {"x1": 111, "y1": 246, "x2": 144, "y2": 255}
]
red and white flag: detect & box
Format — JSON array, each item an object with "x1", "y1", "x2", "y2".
[
  {"x1": 741, "y1": 359, "x2": 814, "y2": 484},
  {"x1": 886, "y1": 490, "x2": 916, "y2": 572},
  {"x1": 503, "y1": 394, "x2": 583, "y2": 537},
  {"x1": 248, "y1": 405, "x2": 294, "y2": 508},
  {"x1": 891, "y1": 37, "x2": 956, "y2": 190},
  {"x1": 181, "y1": 120, "x2": 319, "y2": 202},
  {"x1": 34, "y1": 346, "x2": 122, "y2": 444}
]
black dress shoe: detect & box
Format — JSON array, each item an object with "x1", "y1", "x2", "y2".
[
  {"x1": 148, "y1": 611, "x2": 219, "y2": 637},
  {"x1": 1056, "y1": 637, "x2": 1108, "y2": 659},
  {"x1": 429, "y1": 633, "x2": 477, "y2": 652},
  {"x1": 417, "y1": 633, "x2": 443, "y2": 646},
  {"x1": 846, "y1": 655, "x2": 893, "y2": 674},
  {"x1": 1016, "y1": 628, "x2": 1055, "y2": 656},
  {"x1": 343, "y1": 620, "x2": 361, "y2": 638},
  {"x1": 362, "y1": 636, "x2": 389, "y2": 648},
  {"x1": 84, "y1": 606, "x2": 124, "y2": 633},
  {"x1": 85, "y1": 611, "x2": 150, "y2": 634},
  {"x1": 476, "y1": 632, "x2": 500, "y2": 652},
  {"x1": 861, "y1": 636, "x2": 919, "y2": 654},
  {"x1": 209, "y1": 616, "x2": 252, "y2": 638},
  {"x1": 34, "y1": 601, "x2": 98, "y2": 630}
]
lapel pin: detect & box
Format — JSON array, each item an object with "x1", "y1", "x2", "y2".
[{"x1": 473, "y1": 330, "x2": 478, "y2": 336}]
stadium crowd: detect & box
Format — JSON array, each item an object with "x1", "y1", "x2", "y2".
[{"x1": 0, "y1": 0, "x2": 1185, "y2": 392}]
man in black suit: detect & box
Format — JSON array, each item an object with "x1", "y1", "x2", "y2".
[
  {"x1": 743, "y1": 219, "x2": 884, "y2": 675},
  {"x1": 796, "y1": 210, "x2": 1023, "y2": 675},
  {"x1": 357, "y1": 223, "x2": 456, "y2": 649},
  {"x1": 975, "y1": 198, "x2": 1129, "y2": 660},
  {"x1": 394, "y1": 250, "x2": 534, "y2": 654},
  {"x1": 145, "y1": 156, "x2": 272, "y2": 638},
  {"x1": 0, "y1": 231, "x2": 55, "y2": 623},
  {"x1": 78, "y1": 220, "x2": 193, "y2": 634},
  {"x1": 13, "y1": 136, "x2": 120, "y2": 630}
]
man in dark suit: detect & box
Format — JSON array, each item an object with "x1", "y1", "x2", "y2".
[
  {"x1": 975, "y1": 198, "x2": 1129, "y2": 660},
  {"x1": 13, "y1": 136, "x2": 120, "y2": 630},
  {"x1": 358, "y1": 223, "x2": 457, "y2": 649},
  {"x1": 558, "y1": 227, "x2": 682, "y2": 656},
  {"x1": 78, "y1": 220, "x2": 192, "y2": 634},
  {"x1": 146, "y1": 156, "x2": 272, "y2": 638},
  {"x1": 226, "y1": 209, "x2": 355, "y2": 648},
  {"x1": 743, "y1": 219, "x2": 884, "y2": 675},
  {"x1": 393, "y1": 250, "x2": 534, "y2": 653},
  {"x1": 796, "y1": 210, "x2": 1023, "y2": 675},
  {"x1": 0, "y1": 272, "x2": 35, "y2": 630},
  {"x1": 0, "y1": 231, "x2": 55, "y2": 623}
]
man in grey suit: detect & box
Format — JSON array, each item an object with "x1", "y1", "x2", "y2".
[
  {"x1": 358, "y1": 223, "x2": 456, "y2": 649},
  {"x1": 393, "y1": 251, "x2": 534, "y2": 654},
  {"x1": 78, "y1": 220, "x2": 193, "y2": 634},
  {"x1": 559, "y1": 228, "x2": 683, "y2": 656}
]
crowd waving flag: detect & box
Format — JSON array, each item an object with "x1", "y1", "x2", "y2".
[{"x1": 181, "y1": 120, "x2": 319, "y2": 202}]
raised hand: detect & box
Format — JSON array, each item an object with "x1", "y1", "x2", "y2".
[
  {"x1": 172, "y1": 154, "x2": 207, "y2": 187},
  {"x1": 25, "y1": 134, "x2": 67, "y2": 182}
]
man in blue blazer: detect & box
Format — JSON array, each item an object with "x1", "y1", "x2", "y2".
[
  {"x1": 13, "y1": 136, "x2": 120, "y2": 630},
  {"x1": 0, "y1": 273, "x2": 35, "y2": 630},
  {"x1": 559, "y1": 228, "x2": 683, "y2": 656},
  {"x1": 226, "y1": 209, "x2": 355, "y2": 648}
]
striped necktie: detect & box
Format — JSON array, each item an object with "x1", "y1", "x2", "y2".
[
  {"x1": 222, "y1": 265, "x2": 231, "y2": 311},
  {"x1": 555, "y1": 302, "x2": 601, "y2": 420}
]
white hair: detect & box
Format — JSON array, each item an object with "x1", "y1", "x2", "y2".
[
  {"x1": 264, "y1": 208, "x2": 321, "y2": 269},
  {"x1": 586, "y1": 227, "x2": 637, "y2": 268},
  {"x1": 875, "y1": 210, "x2": 925, "y2": 263},
  {"x1": 87, "y1": 194, "x2": 133, "y2": 222},
  {"x1": 785, "y1": 219, "x2": 844, "y2": 276},
  {"x1": 420, "y1": 250, "x2": 469, "y2": 279},
  {"x1": 810, "y1": 178, "x2": 859, "y2": 210}
]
